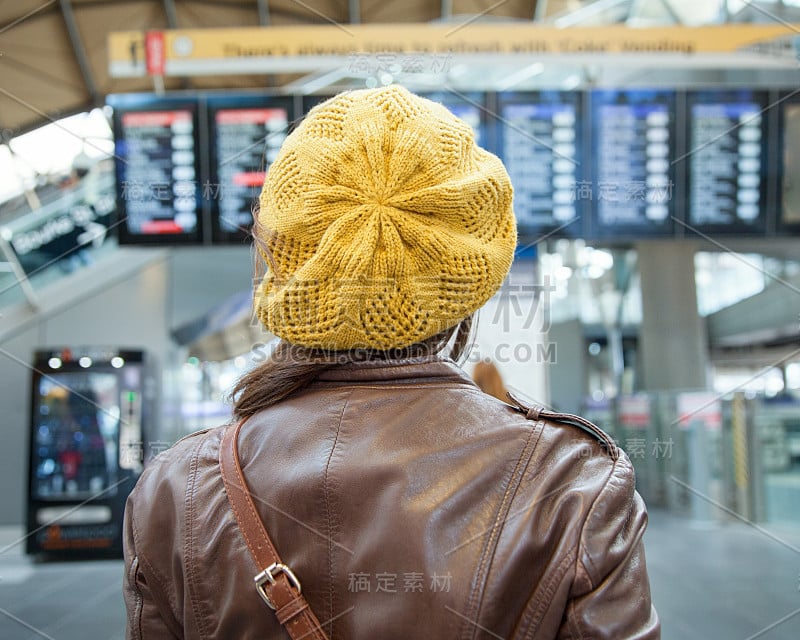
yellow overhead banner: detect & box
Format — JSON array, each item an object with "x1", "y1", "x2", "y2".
[{"x1": 108, "y1": 23, "x2": 800, "y2": 77}]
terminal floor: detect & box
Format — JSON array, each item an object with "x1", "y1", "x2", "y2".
[{"x1": 0, "y1": 509, "x2": 798, "y2": 639}]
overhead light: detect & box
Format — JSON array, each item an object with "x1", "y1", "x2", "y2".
[
  {"x1": 591, "y1": 250, "x2": 614, "y2": 271},
  {"x1": 586, "y1": 264, "x2": 606, "y2": 279},
  {"x1": 79, "y1": 356, "x2": 92, "y2": 368},
  {"x1": 48, "y1": 357, "x2": 62, "y2": 369},
  {"x1": 111, "y1": 356, "x2": 125, "y2": 369}
]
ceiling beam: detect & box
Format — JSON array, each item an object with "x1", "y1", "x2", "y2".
[
  {"x1": 59, "y1": 0, "x2": 99, "y2": 105},
  {"x1": 656, "y1": 0, "x2": 683, "y2": 24},
  {"x1": 442, "y1": 0, "x2": 453, "y2": 20},
  {"x1": 550, "y1": 0, "x2": 632, "y2": 26},
  {"x1": 257, "y1": 0, "x2": 271, "y2": 26},
  {"x1": 163, "y1": 0, "x2": 178, "y2": 28},
  {"x1": 626, "y1": 0, "x2": 681, "y2": 22},
  {"x1": 349, "y1": 0, "x2": 360, "y2": 24}
]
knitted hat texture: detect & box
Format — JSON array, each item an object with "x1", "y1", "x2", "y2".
[{"x1": 255, "y1": 85, "x2": 516, "y2": 350}]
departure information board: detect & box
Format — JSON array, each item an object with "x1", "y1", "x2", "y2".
[
  {"x1": 498, "y1": 92, "x2": 582, "y2": 235},
  {"x1": 107, "y1": 88, "x2": 792, "y2": 244},
  {"x1": 590, "y1": 90, "x2": 676, "y2": 237},
  {"x1": 779, "y1": 97, "x2": 800, "y2": 229},
  {"x1": 687, "y1": 91, "x2": 768, "y2": 233},
  {"x1": 208, "y1": 97, "x2": 292, "y2": 242},
  {"x1": 112, "y1": 100, "x2": 202, "y2": 244}
]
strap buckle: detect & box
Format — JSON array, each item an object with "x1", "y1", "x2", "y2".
[{"x1": 254, "y1": 562, "x2": 302, "y2": 610}]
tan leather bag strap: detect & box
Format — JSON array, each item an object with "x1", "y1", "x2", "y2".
[{"x1": 219, "y1": 420, "x2": 330, "y2": 640}]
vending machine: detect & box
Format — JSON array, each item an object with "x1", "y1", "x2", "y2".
[{"x1": 26, "y1": 348, "x2": 149, "y2": 558}]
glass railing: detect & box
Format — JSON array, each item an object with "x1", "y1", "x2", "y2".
[
  {"x1": 584, "y1": 391, "x2": 800, "y2": 526},
  {"x1": 0, "y1": 167, "x2": 118, "y2": 311}
]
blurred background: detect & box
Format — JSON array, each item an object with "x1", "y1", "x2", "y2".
[{"x1": 1, "y1": 1, "x2": 800, "y2": 638}]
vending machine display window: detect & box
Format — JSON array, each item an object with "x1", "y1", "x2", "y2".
[
  {"x1": 32, "y1": 372, "x2": 121, "y2": 501},
  {"x1": 27, "y1": 349, "x2": 147, "y2": 557}
]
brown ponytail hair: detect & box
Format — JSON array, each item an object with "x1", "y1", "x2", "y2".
[{"x1": 230, "y1": 317, "x2": 474, "y2": 420}]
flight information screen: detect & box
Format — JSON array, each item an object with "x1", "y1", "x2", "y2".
[
  {"x1": 780, "y1": 100, "x2": 800, "y2": 228},
  {"x1": 113, "y1": 104, "x2": 202, "y2": 244},
  {"x1": 687, "y1": 91, "x2": 767, "y2": 233},
  {"x1": 209, "y1": 98, "x2": 292, "y2": 242},
  {"x1": 590, "y1": 90, "x2": 676, "y2": 237},
  {"x1": 498, "y1": 92, "x2": 582, "y2": 236}
]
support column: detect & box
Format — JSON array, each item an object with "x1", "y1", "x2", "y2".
[{"x1": 637, "y1": 241, "x2": 708, "y2": 391}]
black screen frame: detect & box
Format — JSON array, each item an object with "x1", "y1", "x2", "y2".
[
  {"x1": 496, "y1": 90, "x2": 587, "y2": 243},
  {"x1": 683, "y1": 89, "x2": 771, "y2": 237},
  {"x1": 776, "y1": 89, "x2": 800, "y2": 234},
  {"x1": 588, "y1": 88, "x2": 678, "y2": 240},
  {"x1": 111, "y1": 95, "x2": 204, "y2": 246},
  {"x1": 207, "y1": 94, "x2": 295, "y2": 244}
]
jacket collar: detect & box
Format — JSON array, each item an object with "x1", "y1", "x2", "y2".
[{"x1": 314, "y1": 355, "x2": 477, "y2": 386}]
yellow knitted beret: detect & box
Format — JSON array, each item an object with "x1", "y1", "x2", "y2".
[{"x1": 255, "y1": 85, "x2": 516, "y2": 350}]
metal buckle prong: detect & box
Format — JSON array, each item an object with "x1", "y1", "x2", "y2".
[{"x1": 254, "y1": 562, "x2": 302, "y2": 610}]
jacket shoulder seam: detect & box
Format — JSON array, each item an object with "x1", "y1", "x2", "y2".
[
  {"x1": 127, "y1": 549, "x2": 144, "y2": 639},
  {"x1": 576, "y1": 455, "x2": 623, "y2": 584},
  {"x1": 184, "y1": 428, "x2": 216, "y2": 639},
  {"x1": 171, "y1": 426, "x2": 216, "y2": 449},
  {"x1": 322, "y1": 392, "x2": 351, "y2": 633},
  {"x1": 516, "y1": 550, "x2": 577, "y2": 640},
  {"x1": 460, "y1": 418, "x2": 544, "y2": 640},
  {"x1": 129, "y1": 502, "x2": 180, "y2": 622}
]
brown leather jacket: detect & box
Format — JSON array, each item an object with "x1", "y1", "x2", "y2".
[{"x1": 123, "y1": 357, "x2": 660, "y2": 639}]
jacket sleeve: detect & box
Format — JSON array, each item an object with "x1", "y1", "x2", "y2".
[
  {"x1": 559, "y1": 453, "x2": 660, "y2": 639},
  {"x1": 123, "y1": 489, "x2": 182, "y2": 640}
]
